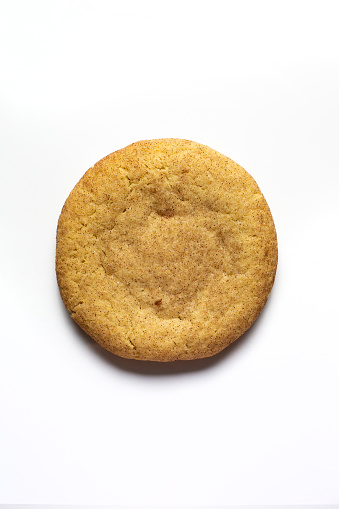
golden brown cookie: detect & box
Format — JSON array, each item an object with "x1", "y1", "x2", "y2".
[{"x1": 56, "y1": 139, "x2": 277, "y2": 361}]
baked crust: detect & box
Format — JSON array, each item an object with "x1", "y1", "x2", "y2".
[{"x1": 56, "y1": 139, "x2": 278, "y2": 361}]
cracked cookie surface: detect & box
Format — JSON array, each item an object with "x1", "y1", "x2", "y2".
[{"x1": 56, "y1": 139, "x2": 278, "y2": 361}]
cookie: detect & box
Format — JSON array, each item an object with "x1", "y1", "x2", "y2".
[{"x1": 56, "y1": 139, "x2": 278, "y2": 361}]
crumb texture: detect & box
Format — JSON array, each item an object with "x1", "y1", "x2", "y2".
[{"x1": 56, "y1": 139, "x2": 278, "y2": 361}]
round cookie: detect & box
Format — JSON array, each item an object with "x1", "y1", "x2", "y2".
[{"x1": 56, "y1": 139, "x2": 278, "y2": 361}]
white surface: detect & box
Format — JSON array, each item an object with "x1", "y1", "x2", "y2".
[{"x1": 1, "y1": 0, "x2": 339, "y2": 505}]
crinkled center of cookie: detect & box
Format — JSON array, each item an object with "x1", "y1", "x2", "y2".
[{"x1": 100, "y1": 205, "x2": 239, "y2": 319}]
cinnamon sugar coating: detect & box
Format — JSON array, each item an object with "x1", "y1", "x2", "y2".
[{"x1": 56, "y1": 139, "x2": 278, "y2": 361}]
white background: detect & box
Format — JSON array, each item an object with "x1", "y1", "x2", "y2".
[{"x1": 1, "y1": 0, "x2": 339, "y2": 506}]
